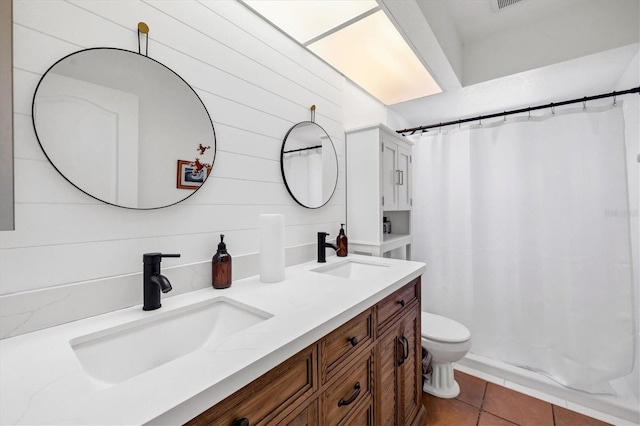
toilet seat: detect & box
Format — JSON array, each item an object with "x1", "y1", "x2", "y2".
[{"x1": 422, "y1": 312, "x2": 470, "y2": 343}]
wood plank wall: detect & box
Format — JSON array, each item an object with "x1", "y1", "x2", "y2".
[{"x1": 2, "y1": 0, "x2": 345, "y2": 297}]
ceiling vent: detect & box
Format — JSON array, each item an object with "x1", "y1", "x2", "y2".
[{"x1": 491, "y1": 0, "x2": 524, "y2": 12}]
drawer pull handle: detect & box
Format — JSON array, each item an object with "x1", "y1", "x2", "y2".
[
  {"x1": 348, "y1": 336, "x2": 358, "y2": 347},
  {"x1": 402, "y1": 335, "x2": 410, "y2": 362},
  {"x1": 397, "y1": 336, "x2": 410, "y2": 366},
  {"x1": 232, "y1": 418, "x2": 249, "y2": 426},
  {"x1": 338, "y1": 382, "x2": 361, "y2": 407},
  {"x1": 398, "y1": 300, "x2": 405, "y2": 307},
  {"x1": 397, "y1": 337, "x2": 406, "y2": 366}
]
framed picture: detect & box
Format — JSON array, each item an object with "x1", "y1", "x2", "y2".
[{"x1": 177, "y1": 160, "x2": 209, "y2": 189}]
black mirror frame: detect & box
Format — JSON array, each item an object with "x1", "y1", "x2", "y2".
[
  {"x1": 31, "y1": 47, "x2": 217, "y2": 210},
  {"x1": 280, "y1": 121, "x2": 338, "y2": 209}
]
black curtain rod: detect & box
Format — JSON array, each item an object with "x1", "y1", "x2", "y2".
[
  {"x1": 396, "y1": 86, "x2": 640, "y2": 136},
  {"x1": 283, "y1": 144, "x2": 322, "y2": 154}
]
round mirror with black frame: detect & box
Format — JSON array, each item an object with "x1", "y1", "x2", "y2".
[
  {"x1": 280, "y1": 121, "x2": 338, "y2": 209},
  {"x1": 32, "y1": 47, "x2": 216, "y2": 209}
]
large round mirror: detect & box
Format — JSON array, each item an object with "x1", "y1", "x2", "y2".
[
  {"x1": 32, "y1": 48, "x2": 216, "y2": 209},
  {"x1": 280, "y1": 121, "x2": 338, "y2": 209}
]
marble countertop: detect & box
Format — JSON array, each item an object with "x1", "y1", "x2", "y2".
[{"x1": 0, "y1": 255, "x2": 425, "y2": 425}]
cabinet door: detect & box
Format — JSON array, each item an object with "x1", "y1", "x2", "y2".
[
  {"x1": 396, "y1": 146, "x2": 411, "y2": 211},
  {"x1": 398, "y1": 307, "x2": 421, "y2": 425},
  {"x1": 382, "y1": 139, "x2": 398, "y2": 211},
  {"x1": 376, "y1": 302, "x2": 422, "y2": 425},
  {"x1": 376, "y1": 326, "x2": 399, "y2": 425}
]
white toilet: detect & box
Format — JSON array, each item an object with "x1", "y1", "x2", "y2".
[{"x1": 421, "y1": 312, "x2": 472, "y2": 398}]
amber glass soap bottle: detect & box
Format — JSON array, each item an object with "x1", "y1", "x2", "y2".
[
  {"x1": 337, "y1": 223, "x2": 348, "y2": 257},
  {"x1": 212, "y1": 234, "x2": 232, "y2": 289}
]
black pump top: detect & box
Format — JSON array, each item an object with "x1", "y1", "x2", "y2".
[
  {"x1": 217, "y1": 234, "x2": 227, "y2": 253},
  {"x1": 339, "y1": 223, "x2": 346, "y2": 235}
]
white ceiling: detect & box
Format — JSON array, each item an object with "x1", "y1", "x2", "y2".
[
  {"x1": 439, "y1": 0, "x2": 581, "y2": 44},
  {"x1": 380, "y1": 0, "x2": 639, "y2": 127},
  {"x1": 383, "y1": 0, "x2": 639, "y2": 89}
]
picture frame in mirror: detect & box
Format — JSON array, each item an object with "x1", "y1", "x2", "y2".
[{"x1": 177, "y1": 159, "x2": 210, "y2": 189}]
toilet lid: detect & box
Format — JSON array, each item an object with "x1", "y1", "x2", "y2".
[{"x1": 421, "y1": 312, "x2": 471, "y2": 343}]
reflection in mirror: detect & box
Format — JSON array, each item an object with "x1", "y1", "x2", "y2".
[
  {"x1": 32, "y1": 48, "x2": 216, "y2": 209},
  {"x1": 281, "y1": 121, "x2": 338, "y2": 209}
]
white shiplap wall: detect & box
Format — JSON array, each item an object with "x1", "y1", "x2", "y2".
[{"x1": 0, "y1": 0, "x2": 346, "y2": 336}]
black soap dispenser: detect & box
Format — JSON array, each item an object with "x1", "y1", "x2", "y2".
[
  {"x1": 337, "y1": 224, "x2": 348, "y2": 257},
  {"x1": 212, "y1": 234, "x2": 232, "y2": 289}
]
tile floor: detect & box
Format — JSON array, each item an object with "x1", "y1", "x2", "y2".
[{"x1": 423, "y1": 371, "x2": 612, "y2": 426}]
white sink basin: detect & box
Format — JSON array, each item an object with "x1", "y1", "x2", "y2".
[
  {"x1": 70, "y1": 297, "x2": 272, "y2": 387},
  {"x1": 312, "y1": 259, "x2": 389, "y2": 280}
]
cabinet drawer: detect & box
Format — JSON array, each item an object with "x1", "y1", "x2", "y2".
[
  {"x1": 281, "y1": 398, "x2": 318, "y2": 426},
  {"x1": 320, "y1": 308, "x2": 373, "y2": 383},
  {"x1": 186, "y1": 345, "x2": 317, "y2": 426},
  {"x1": 343, "y1": 397, "x2": 373, "y2": 426},
  {"x1": 321, "y1": 349, "x2": 373, "y2": 425},
  {"x1": 377, "y1": 278, "x2": 419, "y2": 332}
]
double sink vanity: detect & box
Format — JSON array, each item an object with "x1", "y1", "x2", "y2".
[{"x1": 0, "y1": 255, "x2": 425, "y2": 425}]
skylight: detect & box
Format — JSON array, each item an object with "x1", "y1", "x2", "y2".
[{"x1": 242, "y1": 0, "x2": 441, "y2": 105}]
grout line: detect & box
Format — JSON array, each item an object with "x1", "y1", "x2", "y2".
[
  {"x1": 480, "y1": 380, "x2": 488, "y2": 411},
  {"x1": 478, "y1": 409, "x2": 517, "y2": 426}
]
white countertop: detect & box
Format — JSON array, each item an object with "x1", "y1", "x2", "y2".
[{"x1": 0, "y1": 255, "x2": 425, "y2": 425}]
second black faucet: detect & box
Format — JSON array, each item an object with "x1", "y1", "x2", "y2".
[
  {"x1": 317, "y1": 232, "x2": 338, "y2": 263},
  {"x1": 143, "y1": 252, "x2": 180, "y2": 311}
]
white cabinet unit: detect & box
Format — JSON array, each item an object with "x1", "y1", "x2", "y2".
[
  {"x1": 382, "y1": 140, "x2": 412, "y2": 211},
  {"x1": 346, "y1": 124, "x2": 413, "y2": 259}
]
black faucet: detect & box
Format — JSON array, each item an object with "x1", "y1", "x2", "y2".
[
  {"x1": 317, "y1": 232, "x2": 338, "y2": 263},
  {"x1": 143, "y1": 252, "x2": 180, "y2": 311}
]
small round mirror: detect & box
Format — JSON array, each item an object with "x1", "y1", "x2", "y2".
[
  {"x1": 32, "y1": 48, "x2": 216, "y2": 209},
  {"x1": 280, "y1": 121, "x2": 338, "y2": 209}
]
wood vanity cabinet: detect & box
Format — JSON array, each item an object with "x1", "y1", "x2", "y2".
[
  {"x1": 376, "y1": 304, "x2": 421, "y2": 425},
  {"x1": 186, "y1": 277, "x2": 424, "y2": 426}
]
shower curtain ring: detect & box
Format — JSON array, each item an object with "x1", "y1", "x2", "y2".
[
  {"x1": 613, "y1": 94, "x2": 617, "y2": 106},
  {"x1": 503, "y1": 112, "x2": 506, "y2": 123},
  {"x1": 551, "y1": 104, "x2": 555, "y2": 115},
  {"x1": 582, "y1": 98, "x2": 587, "y2": 110},
  {"x1": 528, "y1": 109, "x2": 531, "y2": 120},
  {"x1": 478, "y1": 117, "x2": 482, "y2": 127}
]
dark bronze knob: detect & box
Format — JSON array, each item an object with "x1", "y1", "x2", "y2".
[
  {"x1": 233, "y1": 417, "x2": 249, "y2": 426},
  {"x1": 348, "y1": 336, "x2": 358, "y2": 347},
  {"x1": 398, "y1": 300, "x2": 405, "y2": 307}
]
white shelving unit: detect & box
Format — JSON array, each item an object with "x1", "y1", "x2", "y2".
[{"x1": 346, "y1": 124, "x2": 413, "y2": 260}]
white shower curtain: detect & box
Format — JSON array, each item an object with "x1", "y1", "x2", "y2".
[{"x1": 413, "y1": 104, "x2": 636, "y2": 393}]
